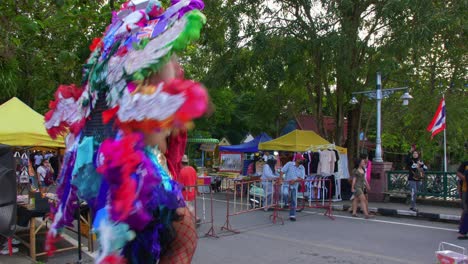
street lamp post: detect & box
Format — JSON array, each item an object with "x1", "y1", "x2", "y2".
[
  {"x1": 350, "y1": 72, "x2": 412, "y2": 163},
  {"x1": 375, "y1": 72, "x2": 383, "y2": 162}
]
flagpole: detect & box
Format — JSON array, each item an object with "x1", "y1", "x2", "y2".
[
  {"x1": 427, "y1": 95, "x2": 447, "y2": 172},
  {"x1": 443, "y1": 94, "x2": 447, "y2": 173},
  {"x1": 443, "y1": 127, "x2": 447, "y2": 173}
]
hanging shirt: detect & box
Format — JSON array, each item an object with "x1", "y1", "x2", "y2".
[
  {"x1": 366, "y1": 160, "x2": 372, "y2": 184},
  {"x1": 333, "y1": 150, "x2": 340, "y2": 172},
  {"x1": 303, "y1": 153, "x2": 310, "y2": 175},
  {"x1": 310, "y1": 152, "x2": 320, "y2": 174},
  {"x1": 338, "y1": 154, "x2": 350, "y2": 179},
  {"x1": 317, "y1": 150, "x2": 336, "y2": 175}
]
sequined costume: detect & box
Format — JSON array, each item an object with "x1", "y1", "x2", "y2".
[{"x1": 43, "y1": 1, "x2": 207, "y2": 263}]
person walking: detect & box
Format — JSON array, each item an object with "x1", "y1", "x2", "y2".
[
  {"x1": 406, "y1": 149, "x2": 427, "y2": 212},
  {"x1": 457, "y1": 161, "x2": 468, "y2": 239},
  {"x1": 349, "y1": 154, "x2": 370, "y2": 213},
  {"x1": 279, "y1": 153, "x2": 305, "y2": 221},
  {"x1": 351, "y1": 157, "x2": 373, "y2": 219},
  {"x1": 261, "y1": 158, "x2": 278, "y2": 211},
  {"x1": 179, "y1": 155, "x2": 197, "y2": 210}
]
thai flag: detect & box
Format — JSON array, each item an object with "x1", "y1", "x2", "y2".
[{"x1": 426, "y1": 97, "x2": 446, "y2": 139}]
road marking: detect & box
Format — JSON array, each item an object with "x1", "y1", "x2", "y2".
[
  {"x1": 248, "y1": 230, "x2": 421, "y2": 264},
  {"x1": 208, "y1": 198, "x2": 458, "y2": 232},
  {"x1": 303, "y1": 211, "x2": 458, "y2": 232}
]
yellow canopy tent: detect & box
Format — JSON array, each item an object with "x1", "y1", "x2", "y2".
[
  {"x1": 0, "y1": 97, "x2": 65, "y2": 148},
  {"x1": 259, "y1": 129, "x2": 347, "y2": 154}
]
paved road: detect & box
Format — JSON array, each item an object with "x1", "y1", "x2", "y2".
[
  {"x1": 192, "y1": 196, "x2": 463, "y2": 264},
  {"x1": 2, "y1": 194, "x2": 464, "y2": 263}
]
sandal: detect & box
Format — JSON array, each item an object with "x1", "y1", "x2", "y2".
[
  {"x1": 365, "y1": 215, "x2": 375, "y2": 219},
  {"x1": 352, "y1": 214, "x2": 358, "y2": 217}
]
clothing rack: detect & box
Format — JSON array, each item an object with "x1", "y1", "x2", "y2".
[
  {"x1": 306, "y1": 143, "x2": 336, "y2": 152},
  {"x1": 303, "y1": 144, "x2": 342, "y2": 201}
]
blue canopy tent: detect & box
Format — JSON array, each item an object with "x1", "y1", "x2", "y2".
[
  {"x1": 219, "y1": 133, "x2": 272, "y2": 153},
  {"x1": 219, "y1": 133, "x2": 272, "y2": 175}
]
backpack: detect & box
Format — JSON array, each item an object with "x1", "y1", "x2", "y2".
[{"x1": 44, "y1": 169, "x2": 54, "y2": 186}]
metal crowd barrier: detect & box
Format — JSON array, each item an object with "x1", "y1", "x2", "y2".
[
  {"x1": 221, "y1": 177, "x2": 335, "y2": 234},
  {"x1": 182, "y1": 184, "x2": 218, "y2": 238}
]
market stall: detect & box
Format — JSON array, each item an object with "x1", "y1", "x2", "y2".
[
  {"x1": 0, "y1": 97, "x2": 65, "y2": 190},
  {"x1": 0, "y1": 97, "x2": 65, "y2": 148},
  {"x1": 187, "y1": 137, "x2": 219, "y2": 170},
  {"x1": 219, "y1": 132, "x2": 272, "y2": 153},
  {"x1": 0, "y1": 99, "x2": 81, "y2": 260},
  {"x1": 259, "y1": 130, "x2": 348, "y2": 200},
  {"x1": 216, "y1": 133, "x2": 273, "y2": 193},
  {"x1": 219, "y1": 132, "x2": 272, "y2": 174}
]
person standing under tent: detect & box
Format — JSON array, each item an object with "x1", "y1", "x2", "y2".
[
  {"x1": 33, "y1": 151, "x2": 43, "y2": 171},
  {"x1": 44, "y1": 151, "x2": 53, "y2": 160},
  {"x1": 36, "y1": 159, "x2": 54, "y2": 193},
  {"x1": 406, "y1": 149, "x2": 427, "y2": 212},
  {"x1": 49, "y1": 153, "x2": 59, "y2": 182},
  {"x1": 351, "y1": 157, "x2": 373, "y2": 219},
  {"x1": 262, "y1": 151, "x2": 275, "y2": 162},
  {"x1": 280, "y1": 153, "x2": 305, "y2": 221},
  {"x1": 261, "y1": 158, "x2": 278, "y2": 211},
  {"x1": 456, "y1": 161, "x2": 468, "y2": 239}
]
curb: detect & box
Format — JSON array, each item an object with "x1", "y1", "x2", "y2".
[{"x1": 331, "y1": 204, "x2": 460, "y2": 223}]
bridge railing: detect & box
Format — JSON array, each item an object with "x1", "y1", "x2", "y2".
[{"x1": 386, "y1": 171, "x2": 459, "y2": 200}]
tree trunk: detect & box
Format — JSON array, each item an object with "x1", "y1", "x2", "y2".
[
  {"x1": 347, "y1": 103, "x2": 361, "y2": 173},
  {"x1": 313, "y1": 51, "x2": 326, "y2": 138},
  {"x1": 335, "y1": 1, "x2": 367, "y2": 147},
  {"x1": 315, "y1": 81, "x2": 325, "y2": 137}
]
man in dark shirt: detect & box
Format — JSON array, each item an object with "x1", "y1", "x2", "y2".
[
  {"x1": 49, "y1": 153, "x2": 59, "y2": 181},
  {"x1": 457, "y1": 161, "x2": 468, "y2": 239}
]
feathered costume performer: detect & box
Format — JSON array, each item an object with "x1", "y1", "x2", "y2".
[{"x1": 43, "y1": 1, "x2": 207, "y2": 263}]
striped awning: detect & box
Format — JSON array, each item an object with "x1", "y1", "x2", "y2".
[{"x1": 187, "y1": 138, "x2": 219, "y2": 144}]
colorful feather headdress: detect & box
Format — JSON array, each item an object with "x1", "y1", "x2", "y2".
[
  {"x1": 45, "y1": 0, "x2": 208, "y2": 138},
  {"x1": 44, "y1": 1, "x2": 208, "y2": 263}
]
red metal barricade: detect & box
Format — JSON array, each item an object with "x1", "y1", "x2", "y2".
[
  {"x1": 221, "y1": 178, "x2": 284, "y2": 233},
  {"x1": 183, "y1": 184, "x2": 218, "y2": 238},
  {"x1": 221, "y1": 177, "x2": 334, "y2": 234},
  {"x1": 300, "y1": 178, "x2": 334, "y2": 219},
  {"x1": 270, "y1": 178, "x2": 334, "y2": 220}
]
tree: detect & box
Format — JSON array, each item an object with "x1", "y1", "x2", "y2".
[{"x1": 0, "y1": 0, "x2": 121, "y2": 112}]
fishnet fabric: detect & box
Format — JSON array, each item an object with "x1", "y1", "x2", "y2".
[{"x1": 159, "y1": 207, "x2": 197, "y2": 264}]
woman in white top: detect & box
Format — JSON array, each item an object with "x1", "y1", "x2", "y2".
[
  {"x1": 36, "y1": 159, "x2": 54, "y2": 193},
  {"x1": 261, "y1": 158, "x2": 278, "y2": 211}
]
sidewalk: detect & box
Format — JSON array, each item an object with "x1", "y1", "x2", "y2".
[{"x1": 332, "y1": 200, "x2": 461, "y2": 222}]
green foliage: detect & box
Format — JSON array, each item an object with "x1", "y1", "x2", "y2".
[
  {"x1": 0, "y1": 0, "x2": 465, "y2": 167},
  {"x1": 0, "y1": 0, "x2": 124, "y2": 112}
]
